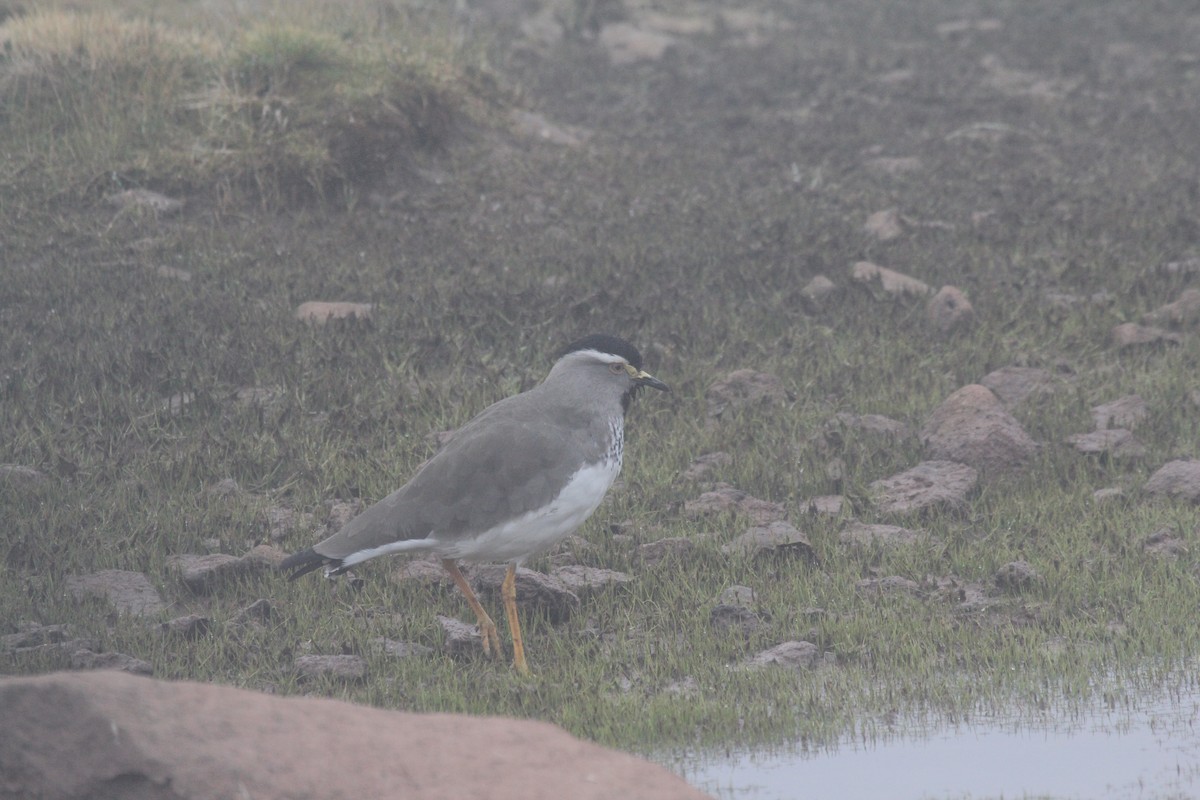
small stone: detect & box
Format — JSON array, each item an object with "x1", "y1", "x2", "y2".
[
  {"x1": 800, "y1": 275, "x2": 839, "y2": 310},
  {"x1": 685, "y1": 484, "x2": 787, "y2": 524},
  {"x1": 168, "y1": 553, "x2": 248, "y2": 594},
  {"x1": 638, "y1": 537, "x2": 696, "y2": 568},
  {"x1": 706, "y1": 370, "x2": 789, "y2": 420},
  {"x1": 231, "y1": 599, "x2": 273, "y2": 626},
  {"x1": 549, "y1": 566, "x2": 633, "y2": 598},
  {"x1": 1092, "y1": 487, "x2": 1125, "y2": 504},
  {"x1": 980, "y1": 367, "x2": 1060, "y2": 409},
  {"x1": 807, "y1": 495, "x2": 844, "y2": 515},
  {"x1": 927, "y1": 285, "x2": 975, "y2": 333},
  {"x1": 438, "y1": 615, "x2": 483, "y2": 656},
  {"x1": 471, "y1": 566, "x2": 580, "y2": 623},
  {"x1": 1066, "y1": 429, "x2": 1146, "y2": 459},
  {"x1": 920, "y1": 384, "x2": 1039, "y2": 474},
  {"x1": 1144, "y1": 288, "x2": 1200, "y2": 327},
  {"x1": 869, "y1": 461, "x2": 978, "y2": 515},
  {"x1": 69, "y1": 649, "x2": 153, "y2": 675},
  {"x1": 838, "y1": 521, "x2": 925, "y2": 548},
  {"x1": 1092, "y1": 395, "x2": 1148, "y2": 430},
  {"x1": 850, "y1": 261, "x2": 931, "y2": 297},
  {"x1": 717, "y1": 585, "x2": 757, "y2": 607},
  {"x1": 1112, "y1": 322, "x2": 1182, "y2": 348},
  {"x1": 64, "y1": 570, "x2": 166, "y2": 618},
  {"x1": 1143, "y1": 529, "x2": 1187, "y2": 558},
  {"x1": 1, "y1": 624, "x2": 71, "y2": 650},
  {"x1": 158, "y1": 614, "x2": 210, "y2": 639},
  {"x1": 710, "y1": 604, "x2": 764, "y2": 635},
  {"x1": 1144, "y1": 460, "x2": 1200, "y2": 503},
  {"x1": 391, "y1": 558, "x2": 456, "y2": 588},
  {"x1": 371, "y1": 638, "x2": 433, "y2": 659},
  {"x1": 681, "y1": 452, "x2": 733, "y2": 481},
  {"x1": 994, "y1": 560, "x2": 1041, "y2": 591},
  {"x1": 294, "y1": 654, "x2": 367, "y2": 682},
  {"x1": 105, "y1": 188, "x2": 183, "y2": 216},
  {"x1": 721, "y1": 521, "x2": 814, "y2": 560},
  {"x1": 746, "y1": 641, "x2": 822, "y2": 670},
  {"x1": 863, "y1": 208, "x2": 903, "y2": 241},
  {"x1": 325, "y1": 500, "x2": 363, "y2": 531},
  {"x1": 295, "y1": 302, "x2": 373, "y2": 324},
  {"x1": 599, "y1": 22, "x2": 675, "y2": 65},
  {"x1": 0, "y1": 464, "x2": 48, "y2": 487}
]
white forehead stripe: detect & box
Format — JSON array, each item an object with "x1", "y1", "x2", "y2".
[{"x1": 570, "y1": 349, "x2": 628, "y2": 365}]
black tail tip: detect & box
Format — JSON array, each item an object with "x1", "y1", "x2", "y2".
[{"x1": 278, "y1": 548, "x2": 332, "y2": 581}]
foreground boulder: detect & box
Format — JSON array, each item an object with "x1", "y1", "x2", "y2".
[{"x1": 0, "y1": 671, "x2": 709, "y2": 800}]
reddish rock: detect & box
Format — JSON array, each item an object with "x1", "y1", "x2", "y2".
[
  {"x1": 869, "y1": 460, "x2": 978, "y2": 515},
  {"x1": 920, "y1": 384, "x2": 1039, "y2": 474},
  {"x1": 705, "y1": 370, "x2": 788, "y2": 420},
  {"x1": 0, "y1": 671, "x2": 709, "y2": 800},
  {"x1": 721, "y1": 520, "x2": 814, "y2": 560},
  {"x1": 470, "y1": 565, "x2": 580, "y2": 623},
  {"x1": 927, "y1": 285, "x2": 974, "y2": 333},
  {"x1": 850, "y1": 261, "x2": 931, "y2": 297},
  {"x1": 1091, "y1": 395, "x2": 1147, "y2": 430},
  {"x1": 1144, "y1": 460, "x2": 1200, "y2": 503},
  {"x1": 681, "y1": 451, "x2": 733, "y2": 481},
  {"x1": 1111, "y1": 322, "x2": 1182, "y2": 348},
  {"x1": 980, "y1": 366, "x2": 1060, "y2": 409},
  {"x1": 746, "y1": 641, "x2": 822, "y2": 670},
  {"x1": 64, "y1": 570, "x2": 166, "y2": 618},
  {"x1": 684, "y1": 484, "x2": 787, "y2": 524},
  {"x1": 1066, "y1": 429, "x2": 1146, "y2": 459}
]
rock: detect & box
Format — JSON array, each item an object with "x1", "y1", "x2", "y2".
[
  {"x1": 1091, "y1": 395, "x2": 1148, "y2": 430},
  {"x1": 68, "y1": 649, "x2": 153, "y2": 675},
  {"x1": 294, "y1": 654, "x2": 367, "y2": 682},
  {"x1": 599, "y1": 23, "x2": 675, "y2": 65},
  {"x1": 850, "y1": 261, "x2": 931, "y2": 297},
  {"x1": 1092, "y1": 487, "x2": 1126, "y2": 504},
  {"x1": 264, "y1": 506, "x2": 316, "y2": 542},
  {"x1": 824, "y1": 412, "x2": 912, "y2": 442},
  {"x1": 806, "y1": 495, "x2": 844, "y2": 515},
  {"x1": 721, "y1": 521, "x2": 813, "y2": 560},
  {"x1": 392, "y1": 558, "x2": 457, "y2": 588},
  {"x1": 1144, "y1": 288, "x2": 1200, "y2": 327},
  {"x1": 927, "y1": 285, "x2": 974, "y2": 333},
  {"x1": 710, "y1": 604, "x2": 764, "y2": 635},
  {"x1": 1066, "y1": 429, "x2": 1146, "y2": 459},
  {"x1": 1143, "y1": 529, "x2": 1187, "y2": 558},
  {"x1": 470, "y1": 566, "x2": 580, "y2": 623},
  {"x1": 550, "y1": 566, "x2": 633, "y2": 598},
  {"x1": 295, "y1": 301, "x2": 373, "y2": 324},
  {"x1": 800, "y1": 274, "x2": 839, "y2": 309},
  {"x1": 980, "y1": 367, "x2": 1060, "y2": 409},
  {"x1": 510, "y1": 110, "x2": 592, "y2": 148},
  {"x1": 705, "y1": 369, "x2": 789, "y2": 420},
  {"x1": 437, "y1": 614, "x2": 484, "y2": 656},
  {"x1": 63, "y1": 570, "x2": 166, "y2": 618},
  {"x1": 371, "y1": 638, "x2": 433, "y2": 659},
  {"x1": 863, "y1": 208, "x2": 903, "y2": 241},
  {"x1": 838, "y1": 521, "x2": 925, "y2": 548},
  {"x1": 230, "y1": 599, "x2": 274, "y2": 626},
  {"x1": 206, "y1": 477, "x2": 242, "y2": 497},
  {"x1": 681, "y1": 451, "x2": 733, "y2": 481},
  {"x1": 920, "y1": 384, "x2": 1039, "y2": 474},
  {"x1": 928, "y1": 575, "x2": 994, "y2": 613},
  {"x1": 856, "y1": 576, "x2": 922, "y2": 596},
  {"x1": 746, "y1": 640, "x2": 822, "y2": 670},
  {"x1": 243, "y1": 544, "x2": 289, "y2": 570},
  {"x1": 104, "y1": 188, "x2": 184, "y2": 216},
  {"x1": 1111, "y1": 322, "x2": 1182, "y2": 348},
  {"x1": 717, "y1": 585, "x2": 756, "y2": 607},
  {"x1": 637, "y1": 537, "x2": 696, "y2": 568},
  {"x1": 1, "y1": 623, "x2": 71, "y2": 651},
  {"x1": 0, "y1": 672, "x2": 709, "y2": 800},
  {"x1": 0, "y1": 464, "x2": 48, "y2": 487},
  {"x1": 168, "y1": 553, "x2": 250, "y2": 593},
  {"x1": 869, "y1": 460, "x2": 978, "y2": 515},
  {"x1": 685, "y1": 484, "x2": 787, "y2": 524},
  {"x1": 326, "y1": 499, "x2": 364, "y2": 531},
  {"x1": 994, "y1": 560, "x2": 1041, "y2": 591},
  {"x1": 1144, "y1": 460, "x2": 1200, "y2": 503}
]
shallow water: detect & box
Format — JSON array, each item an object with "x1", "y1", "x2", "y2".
[{"x1": 663, "y1": 685, "x2": 1200, "y2": 799}]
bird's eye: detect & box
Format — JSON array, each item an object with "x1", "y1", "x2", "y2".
[{"x1": 609, "y1": 363, "x2": 625, "y2": 375}]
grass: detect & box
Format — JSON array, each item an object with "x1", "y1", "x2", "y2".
[{"x1": 3, "y1": 0, "x2": 1200, "y2": 777}]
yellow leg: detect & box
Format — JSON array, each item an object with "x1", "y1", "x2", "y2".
[
  {"x1": 442, "y1": 559, "x2": 502, "y2": 660},
  {"x1": 502, "y1": 563, "x2": 530, "y2": 676}
]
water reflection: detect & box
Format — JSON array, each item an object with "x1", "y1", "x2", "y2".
[{"x1": 664, "y1": 686, "x2": 1200, "y2": 799}]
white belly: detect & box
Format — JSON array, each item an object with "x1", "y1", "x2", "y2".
[{"x1": 440, "y1": 458, "x2": 621, "y2": 563}]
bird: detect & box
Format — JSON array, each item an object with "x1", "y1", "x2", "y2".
[{"x1": 280, "y1": 333, "x2": 669, "y2": 675}]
